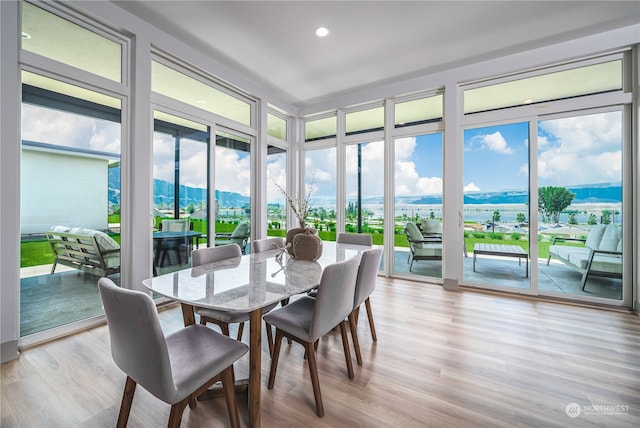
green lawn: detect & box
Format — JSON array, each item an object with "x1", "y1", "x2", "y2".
[{"x1": 20, "y1": 228, "x2": 580, "y2": 268}]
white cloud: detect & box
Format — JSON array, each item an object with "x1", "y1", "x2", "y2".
[
  {"x1": 471, "y1": 131, "x2": 513, "y2": 154},
  {"x1": 215, "y1": 146, "x2": 250, "y2": 195},
  {"x1": 464, "y1": 182, "x2": 480, "y2": 192},
  {"x1": 538, "y1": 111, "x2": 622, "y2": 185}
]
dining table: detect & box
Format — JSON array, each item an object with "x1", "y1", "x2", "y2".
[{"x1": 142, "y1": 240, "x2": 371, "y2": 428}]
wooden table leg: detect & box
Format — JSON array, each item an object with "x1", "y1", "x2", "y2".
[
  {"x1": 181, "y1": 303, "x2": 196, "y2": 326},
  {"x1": 248, "y1": 309, "x2": 261, "y2": 428}
]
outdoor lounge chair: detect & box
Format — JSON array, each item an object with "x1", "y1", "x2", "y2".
[
  {"x1": 215, "y1": 221, "x2": 250, "y2": 254},
  {"x1": 404, "y1": 221, "x2": 442, "y2": 271}
]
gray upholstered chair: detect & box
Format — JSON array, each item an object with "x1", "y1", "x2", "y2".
[
  {"x1": 193, "y1": 244, "x2": 278, "y2": 342},
  {"x1": 263, "y1": 255, "x2": 361, "y2": 417},
  {"x1": 251, "y1": 236, "x2": 285, "y2": 253},
  {"x1": 347, "y1": 247, "x2": 383, "y2": 366},
  {"x1": 336, "y1": 232, "x2": 373, "y2": 246},
  {"x1": 404, "y1": 221, "x2": 442, "y2": 271},
  {"x1": 158, "y1": 218, "x2": 192, "y2": 266},
  {"x1": 98, "y1": 278, "x2": 248, "y2": 428}
]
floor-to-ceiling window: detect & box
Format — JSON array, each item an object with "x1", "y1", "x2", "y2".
[
  {"x1": 266, "y1": 145, "x2": 287, "y2": 237},
  {"x1": 391, "y1": 93, "x2": 444, "y2": 279},
  {"x1": 460, "y1": 54, "x2": 629, "y2": 305},
  {"x1": 18, "y1": 1, "x2": 126, "y2": 337}
]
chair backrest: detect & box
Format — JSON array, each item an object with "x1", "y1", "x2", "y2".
[
  {"x1": 98, "y1": 278, "x2": 175, "y2": 403},
  {"x1": 353, "y1": 247, "x2": 383, "y2": 309},
  {"x1": 192, "y1": 244, "x2": 242, "y2": 267},
  {"x1": 337, "y1": 232, "x2": 373, "y2": 246},
  {"x1": 231, "y1": 221, "x2": 251, "y2": 238},
  {"x1": 405, "y1": 221, "x2": 423, "y2": 242},
  {"x1": 309, "y1": 255, "x2": 361, "y2": 341},
  {"x1": 252, "y1": 237, "x2": 285, "y2": 253},
  {"x1": 161, "y1": 218, "x2": 190, "y2": 232},
  {"x1": 420, "y1": 219, "x2": 442, "y2": 234}
]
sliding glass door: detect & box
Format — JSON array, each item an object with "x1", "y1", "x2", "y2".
[
  {"x1": 537, "y1": 110, "x2": 623, "y2": 300},
  {"x1": 393, "y1": 133, "x2": 443, "y2": 279},
  {"x1": 152, "y1": 112, "x2": 210, "y2": 274},
  {"x1": 462, "y1": 122, "x2": 530, "y2": 289}
]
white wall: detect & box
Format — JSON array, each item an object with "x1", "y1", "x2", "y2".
[{"x1": 21, "y1": 149, "x2": 109, "y2": 234}]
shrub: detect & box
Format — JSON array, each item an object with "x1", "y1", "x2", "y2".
[
  {"x1": 510, "y1": 233, "x2": 521, "y2": 240},
  {"x1": 488, "y1": 232, "x2": 504, "y2": 240}
]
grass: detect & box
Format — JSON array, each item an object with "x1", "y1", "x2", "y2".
[{"x1": 20, "y1": 227, "x2": 578, "y2": 268}]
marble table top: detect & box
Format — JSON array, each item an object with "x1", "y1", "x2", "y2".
[{"x1": 142, "y1": 241, "x2": 371, "y2": 312}]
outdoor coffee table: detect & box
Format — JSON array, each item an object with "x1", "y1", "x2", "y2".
[{"x1": 473, "y1": 243, "x2": 528, "y2": 277}]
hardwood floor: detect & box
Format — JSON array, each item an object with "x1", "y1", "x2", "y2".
[{"x1": 2, "y1": 277, "x2": 639, "y2": 427}]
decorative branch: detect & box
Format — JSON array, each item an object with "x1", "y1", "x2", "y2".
[{"x1": 271, "y1": 174, "x2": 315, "y2": 227}]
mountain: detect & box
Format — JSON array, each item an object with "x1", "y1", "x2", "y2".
[{"x1": 108, "y1": 168, "x2": 250, "y2": 208}]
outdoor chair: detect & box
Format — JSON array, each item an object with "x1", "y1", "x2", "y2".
[
  {"x1": 98, "y1": 277, "x2": 248, "y2": 428},
  {"x1": 157, "y1": 218, "x2": 192, "y2": 266},
  {"x1": 405, "y1": 221, "x2": 442, "y2": 271},
  {"x1": 348, "y1": 247, "x2": 383, "y2": 366},
  {"x1": 215, "y1": 221, "x2": 251, "y2": 254},
  {"x1": 193, "y1": 244, "x2": 278, "y2": 342},
  {"x1": 264, "y1": 255, "x2": 361, "y2": 417}
]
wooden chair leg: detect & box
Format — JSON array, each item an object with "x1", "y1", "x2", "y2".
[
  {"x1": 305, "y1": 341, "x2": 324, "y2": 417},
  {"x1": 265, "y1": 322, "x2": 274, "y2": 357},
  {"x1": 339, "y1": 321, "x2": 354, "y2": 380},
  {"x1": 116, "y1": 376, "x2": 136, "y2": 428},
  {"x1": 236, "y1": 322, "x2": 245, "y2": 341},
  {"x1": 268, "y1": 330, "x2": 284, "y2": 389},
  {"x1": 167, "y1": 399, "x2": 189, "y2": 428},
  {"x1": 220, "y1": 322, "x2": 231, "y2": 337},
  {"x1": 364, "y1": 298, "x2": 377, "y2": 341},
  {"x1": 221, "y1": 366, "x2": 241, "y2": 428},
  {"x1": 348, "y1": 311, "x2": 362, "y2": 366}
]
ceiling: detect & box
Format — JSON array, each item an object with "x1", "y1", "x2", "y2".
[{"x1": 112, "y1": 1, "x2": 640, "y2": 109}]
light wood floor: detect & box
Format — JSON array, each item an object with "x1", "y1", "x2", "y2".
[{"x1": 2, "y1": 278, "x2": 639, "y2": 427}]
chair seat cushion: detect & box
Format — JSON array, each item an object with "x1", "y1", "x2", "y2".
[
  {"x1": 263, "y1": 296, "x2": 316, "y2": 342},
  {"x1": 196, "y1": 302, "x2": 278, "y2": 323},
  {"x1": 165, "y1": 324, "x2": 248, "y2": 404},
  {"x1": 412, "y1": 243, "x2": 442, "y2": 257}
]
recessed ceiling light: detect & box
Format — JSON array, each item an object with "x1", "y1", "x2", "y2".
[
  {"x1": 315, "y1": 26, "x2": 330, "y2": 37},
  {"x1": 21, "y1": 32, "x2": 31, "y2": 39}
]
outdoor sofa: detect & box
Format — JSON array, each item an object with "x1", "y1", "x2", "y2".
[
  {"x1": 45, "y1": 226, "x2": 121, "y2": 277},
  {"x1": 546, "y1": 223, "x2": 622, "y2": 290}
]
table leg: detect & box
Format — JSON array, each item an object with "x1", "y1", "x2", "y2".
[
  {"x1": 248, "y1": 309, "x2": 261, "y2": 428},
  {"x1": 181, "y1": 303, "x2": 196, "y2": 326}
]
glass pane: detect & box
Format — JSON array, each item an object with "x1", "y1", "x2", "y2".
[
  {"x1": 152, "y1": 60, "x2": 252, "y2": 126},
  {"x1": 395, "y1": 95, "x2": 443, "y2": 127},
  {"x1": 345, "y1": 107, "x2": 384, "y2": 135},
  {"x1": 463, "y1": 123, "x2": 530, "y2": 288},
  {"x1": 20, "y1": 76, "x2": 121, "y2": 336},
  {"x1": 266, "y1": 146, "x2": 287, "y2": 237},
  {"x1": 464, "y1": 60, "x2": 622, "y2": 114},
  {"x1": 538, "y1": 111, "x2": 622, "y2": 300},
  {"x1": 305, "y1": 116, "x2": 336, "y2": 141},
  {"x1": 267, "y1": 113, "x2": 287, "y2": 140},
  {"x1": 215, "y1": 131, "x2": 251, "y2": 253},
  {"x1": 22, "y1": 2, "x2": 122, "y2": 82},
  {"x1": 304, "y1": 147, "x2": 336, "y2": 239},
  {"x1": 393, "y1": 133, "x2": 443, "y2": 279},
  {"x1": 345, "y1": 140, "x2": 384, "y2": 262},
  {"x1": 153, "y1": 112, "x2": 209, "y2": 274}
]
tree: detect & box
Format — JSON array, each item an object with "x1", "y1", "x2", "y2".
[
  {"x1": 516, "y1": 213, "x2": 526, "y2": 223},
  {"x1": 538, "y1": 186, "x2": 575, "y2": 223}
]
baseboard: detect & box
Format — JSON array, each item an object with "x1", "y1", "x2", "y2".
[{"x1": 1, "y1": 339, "x2": 19, "y2": 363}]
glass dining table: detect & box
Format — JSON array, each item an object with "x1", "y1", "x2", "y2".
[{"x1": 142, "y1": 240, "x2": 371, "y2": 428}]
